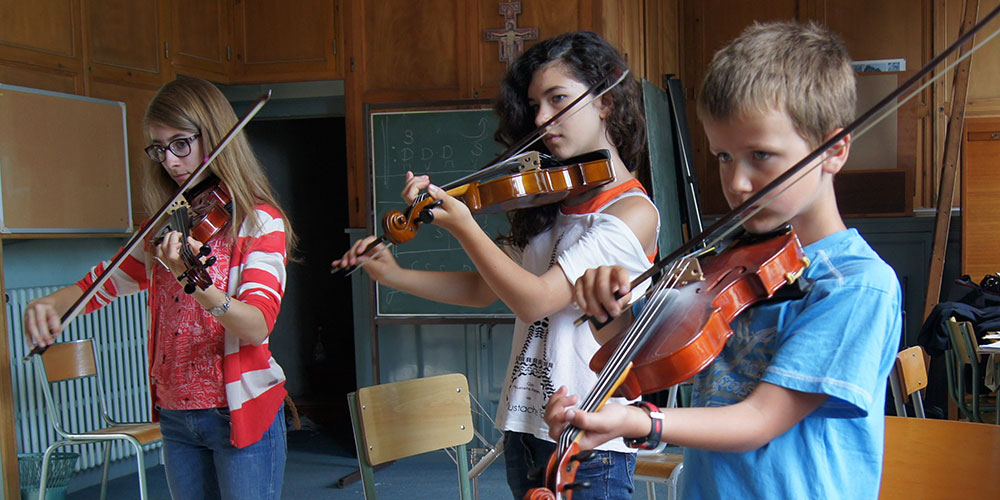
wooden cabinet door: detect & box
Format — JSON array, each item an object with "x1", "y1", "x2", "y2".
[
  {"x1": 86, "y1": 0, "x2": 165, "y2": 87},
  {"x1": 0, "y1": 0, "x2": 83, "y2": 75},
  {"x1": 231, "y1": 0, "x2": 342, "y2": 83},
  {"x1": 166, "y1": 0, "x2": 230, "y2": 81}
]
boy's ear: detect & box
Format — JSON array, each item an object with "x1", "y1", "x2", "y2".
[{"x1": 821, "y1": 128, "x2": 850, "y2": 175}]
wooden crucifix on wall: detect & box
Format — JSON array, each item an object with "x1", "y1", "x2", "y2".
[{"x1": 484, "y1": 1, "x2": 538, "y2": 68}]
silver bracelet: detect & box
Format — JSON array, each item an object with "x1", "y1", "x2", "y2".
[{"x1": 207, "y1": 292, "x2": 231, "y2": 318}]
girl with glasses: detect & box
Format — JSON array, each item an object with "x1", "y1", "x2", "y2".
[
  {"x1": 333, "y1": 31, "x2": 660, "y2": 500},
  {"x1": 23, "y1": 77, "x2": 295, "y2": 500}
]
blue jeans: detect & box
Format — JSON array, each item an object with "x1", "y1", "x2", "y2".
[
  {"x1": 503, "y1": 431, "x2": 635, "y2": 500},
  {"x1": 158, "y1": 405, "x2": 286, "y2": 500}
]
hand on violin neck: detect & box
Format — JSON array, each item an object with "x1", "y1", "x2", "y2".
[
  {"x1": 153, "y1": 230, "x2": 207, "y2": 279},
  {"x1": 420, "y1": 183, "x2": 474, "y2": 235},
  {"x1": 543, "y1": 386, "x2": 646, "y2": 451},
  {"x1": 401, "y1": 171, "x2": 430, "y2": 204},
  {"x1": 573, "y1": 265, "x2": 632, "y2": 323}
]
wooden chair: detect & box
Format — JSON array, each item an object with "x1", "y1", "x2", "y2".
[
  {"x1": 347, "y1": 373, "x2": 475, "y2": 500},
  {"x1": 33, "y1": 339, "x2": 161, "y2": 500},
  {"x1": 879, "y1": 416, "x2": 1000, "y2": 499},
  {"x1": 944, "y1": 317, "x2": 997, "y2": 422},
  {"x1": 634, "y1": 450, "x2": 684, "y2": 500},
  {"x1": 889, "y1": 346, "x2": 927, "y2": 417}
]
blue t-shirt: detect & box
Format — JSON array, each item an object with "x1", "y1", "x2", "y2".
[{"x1": 681, "y1": 228, "x2": 902, "y2": 500}]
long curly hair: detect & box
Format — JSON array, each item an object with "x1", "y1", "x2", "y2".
[
  {"x1": 142, "y1": 77, "x2": 296, "y2": 254},
  {"x1": 493, "y1": 31, "x2": 646, "y2": 249}
]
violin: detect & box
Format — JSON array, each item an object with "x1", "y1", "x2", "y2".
[
  {"x1": 528, "y1": 6, "x2": 1000, "y2": 498},
  {"x1": 335, "y1": 149, "x2": 616, "y2": 275},
  {"x1": 526, "y1": 227, "x2": 809, "y2": 500},
  {"x1": 154, "y1": 178, "x2": 233, "y2": 294},
  {"x1": 382, "y1": 149, "x2": 615, "y2": 246}
]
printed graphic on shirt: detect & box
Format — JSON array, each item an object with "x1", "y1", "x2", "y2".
[
  {"x1": 504, "y1": 230, "x2": 564, "y2": 417},
  {"x1": 693, "y1": 310, "x2": 779, "y2": 407}
]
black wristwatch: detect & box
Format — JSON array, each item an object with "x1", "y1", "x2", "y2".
[{"x1": 623, "y1": 401, "x2": 663, "y2": 450}]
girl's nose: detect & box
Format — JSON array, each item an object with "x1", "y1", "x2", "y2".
[{"x1": 535, "y1": 106, "x2": 552, "y2": 128}]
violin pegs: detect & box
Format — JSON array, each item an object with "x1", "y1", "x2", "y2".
[
  {"x1": 184, "y1": 282, "x2": 196, "y2": 295},
  {"x1": 204, "y1": 256, "x2": 217, "y2": 267},
  {"x1": 563, "y1": 480, "x2": 592, "y2": 491},
  {"x1": 199, "y1": 244, "x2": 212, "y2": 257},
  {"x1": 570, "y1": 450, "x2": 596, "y2": 463}
]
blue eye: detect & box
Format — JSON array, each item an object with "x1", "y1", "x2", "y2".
[
  {"x1": 753, "y1": 151, "x2": 772, "y2": 161},
  {"x1": 716, "y1": 152, "x2": 732, "y2": 163}
]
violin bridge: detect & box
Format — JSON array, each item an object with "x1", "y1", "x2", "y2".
[
  {"x1": 669, "y1": 256, "x2": 704, "y2": 286},
  {"x1": 516, "y1": 151, "x2": 541, "y2": 172}
]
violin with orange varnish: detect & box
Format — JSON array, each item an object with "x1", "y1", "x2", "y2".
[
  {"x1": 23, "y1": 91, "x2": 269, "y2": 360},
  {"x1": 526, "y1": 6, "x2": 1000, "y2": 498},
  {"x1": 152, "y1": 177, "x2": 233, "y2": 294}
]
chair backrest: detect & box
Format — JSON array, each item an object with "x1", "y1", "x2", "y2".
[
  {"x1": 354, "y1": 373, "x2": 474, "y2": 466},
  {"x1": 879, "y1": 416, "x2": 1000, "y2": 499},
  {"x1": 946, "y1": 317, "x2": 979, "y2": 364},
  {"x1": 39, "y1": 339, "x2": 97, "y2": 382},
  {"x1": 894, "y1": 346, "x2": 927, "y2": 397}
]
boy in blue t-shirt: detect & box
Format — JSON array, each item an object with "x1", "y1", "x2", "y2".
[{"x1": 544, "y1": 21, "x2": 903, "y2": 499}]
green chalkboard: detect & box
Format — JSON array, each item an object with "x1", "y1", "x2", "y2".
[{"x1": 367, "y1": 103, "x2": 513, "y2": 317}]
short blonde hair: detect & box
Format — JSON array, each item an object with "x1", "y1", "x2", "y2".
[{"x1": 697, "y1": 21, "x2": 856, "y2": 147}]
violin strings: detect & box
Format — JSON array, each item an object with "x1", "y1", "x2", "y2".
[{"x1": 560, "y1": 257, "x2": 693, "y2": 453}]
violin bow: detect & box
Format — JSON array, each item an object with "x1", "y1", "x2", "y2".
[
  {"x1": 336, "y1": 68, "x2": 631, "y2": 276},
  {"x1": 24, "y1": 91, "x2": 272, "y2": 360},
  {"x1": 574, "y1": 4, "x2": 1000, "y2": 328}
]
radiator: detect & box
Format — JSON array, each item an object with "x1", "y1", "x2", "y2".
[{"x1": 5, "y1": 285, "x2": 160, "y2": 471}]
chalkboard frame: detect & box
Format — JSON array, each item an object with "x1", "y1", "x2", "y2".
[{"x1": 363, "y1": 99, "x2": 516, "y2": 320}]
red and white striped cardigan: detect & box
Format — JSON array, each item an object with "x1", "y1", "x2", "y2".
[{"x1": 77, "y1": 204, "x2": 288, "y2": 448}]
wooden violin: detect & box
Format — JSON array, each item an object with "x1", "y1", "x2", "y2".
[
  {"x1": 381, "y1": 149, "x2": 615, "y2": 246},
  {"x1": 154, "y1": 177, "x2": 233, "y2": 294},
  {"x1": 526, "y1": 227, "x2": 809, "y2": 500},
  {"x1": 335, "y1": 149, "x2": 616, "y2": 275}
]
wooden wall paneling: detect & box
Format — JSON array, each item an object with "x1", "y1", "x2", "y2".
[
  {"x1": 88, "y1": 79, "x2": 159, "y2": 225},
  {"x1": 961, "y1": 118, "x2": 1000, "y2": 283},
  {"x1": 680, "y1": 0, "x2": 803, "y2": 215},
  {"x1": 84, "y1": 0, "x2": 164, "y2": 87},
  {"x1": 231, "y1": 0, "x2": 341, "y2": 83},
  {"x1": 0, "y1": 0, "x2": 84, "y2": 80},
  {"x1": 819, "y1": 0, "x2": 930, "y2": 213},
  {"x1": 0, "y1": 61, "x2": 83, "y2": 94},
  {"x1": 593, "y1": 0, "x2": 644, "y2": 79},
  {"x1": 167, "y1": 0, "x2": 230, "y2": 81},
  {"x1": 643, "y1": 0, "x2": 680, "y2": 86},
  {"x1": 965, "y1": 0, "x2": 1000, "y2": 117},
  {"x1": 360, "y1": 0, "x2": 466, "y2": 101},
  {"x1": 344, "y1": 0, "x2": 366, "y2": 227},
  {"x1": 473, "y1": 0, "x2": 600, "y2": 99}
]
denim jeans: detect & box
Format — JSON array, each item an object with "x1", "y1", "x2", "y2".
[
  {"x1": 158, "y1": 405, "x2": 286, "y2": 500},
  {"x1": 503, "y1": 431, "x2": 635, "y2": 500}
]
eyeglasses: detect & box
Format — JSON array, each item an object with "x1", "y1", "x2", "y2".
[{"x1": 144, "y1": 134, "x2": 201, "y2": 162}]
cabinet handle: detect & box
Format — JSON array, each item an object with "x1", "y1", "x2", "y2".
[{"x1": 164, "y1": 42, "x2": 169, "y2": 59}]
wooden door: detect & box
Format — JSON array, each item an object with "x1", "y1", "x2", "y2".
[{"x1": 962, "y1": 118, "x2": 1000, "y2": 283}]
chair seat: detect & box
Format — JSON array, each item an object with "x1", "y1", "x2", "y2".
[
  {"x1": 634, "y1": 452, "x2": 683, "y2": 478},
  {"x1": 86, "y1": 423, "x2": 162, "y2": 444}
]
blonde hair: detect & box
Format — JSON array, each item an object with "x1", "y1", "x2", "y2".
[
  {"x1": 142, "y1": 77, "x2": 296, "y2": 253},
  {"x1": 697, "y1": 21, "x2": 856, "y2": 147}
]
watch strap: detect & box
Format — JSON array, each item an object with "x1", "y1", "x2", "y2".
[{"x1": 624, "y1": 401, "x2": 663, "y2": 450}]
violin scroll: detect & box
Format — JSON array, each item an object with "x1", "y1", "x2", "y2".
[{"x1": 524, "y1": 441, "x2": 598, "y2": 500}]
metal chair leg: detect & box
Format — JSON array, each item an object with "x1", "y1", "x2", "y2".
[
  {"x1": 100, "y1": 441, "x2": 111, "y2": 500},
  {"x1": 129, "y1": 437, "x2": 148, "y2": 500}
]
